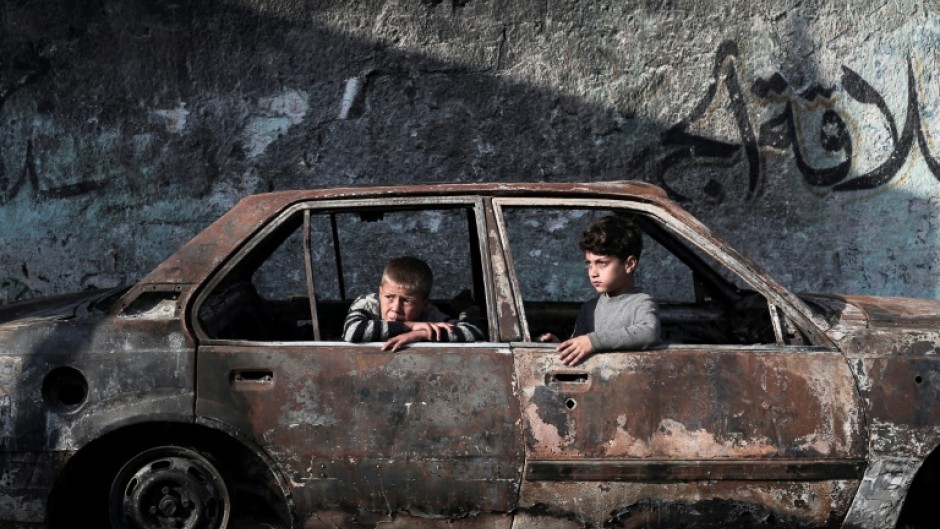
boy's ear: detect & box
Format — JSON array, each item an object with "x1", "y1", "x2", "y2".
[{"x1": 623, "y1": 255, "x2": 638, "y2": 274}]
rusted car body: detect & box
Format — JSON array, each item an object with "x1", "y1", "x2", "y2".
[{"x1": 1, "y1": 181, "x2": 938, "y2": 528}]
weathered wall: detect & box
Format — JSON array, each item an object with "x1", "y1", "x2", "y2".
[{"x1": 2, "y1": 0, "x2": 940, "y2": 304}]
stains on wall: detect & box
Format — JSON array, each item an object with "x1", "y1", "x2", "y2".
[{"x1": 1, "y1": 1, "x2": 939, "y2": 304}]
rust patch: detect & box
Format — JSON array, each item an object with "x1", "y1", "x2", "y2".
[
  {"x1": 515, "y1": 480, "x2": 857, "y2": 527},
  {"x1": 849, "y1": 356, "x2": 940, "y2": 458},
  {"x1": 513, "y1": 348, "x2": 863, "y2": 459},
  {"x1": 484, "y1": 200, "x2": 521, "y2": 341},
  {"x1": 198, "y1": 344, "x2": 524, "y2": 520},
  {"x1": 605, "y1": 416, "x2": 778, "y2": 458}
]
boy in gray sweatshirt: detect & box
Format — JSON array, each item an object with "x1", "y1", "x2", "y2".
[{"x1": 538, "y1": 215, "x2": 660, "y2": 365}]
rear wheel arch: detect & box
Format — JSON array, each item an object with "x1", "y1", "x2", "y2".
[{"x1": 47, "y1": 421, "x2": 294, "y2": 528}]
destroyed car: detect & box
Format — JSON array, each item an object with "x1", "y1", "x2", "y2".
[{"x1": 1, "y1": 181, "x2": 939, "y2": 529}]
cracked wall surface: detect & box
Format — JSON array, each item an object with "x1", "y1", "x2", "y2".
[{"x1": 2, "y1": 0, "x2": 940, "y2": 303}]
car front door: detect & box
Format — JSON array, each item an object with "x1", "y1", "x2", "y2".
[
  {"x1": 494, "y1": 198, "x2": 866, "y2": 529},
  {"x1": 192, "y1": 198, "x2": 524, "y2": 528}
]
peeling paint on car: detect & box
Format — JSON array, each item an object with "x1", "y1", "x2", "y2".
[{"x1": 2, "y1": 182, "x2": 940, "y2": 527}]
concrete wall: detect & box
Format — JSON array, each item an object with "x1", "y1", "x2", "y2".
[{"x1": 2, "y1": 0, "x2": 939, "y2": 304}]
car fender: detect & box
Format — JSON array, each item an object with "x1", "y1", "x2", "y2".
[{"x1": 841, "y1": 456, "x2": 921, "y2": 529}]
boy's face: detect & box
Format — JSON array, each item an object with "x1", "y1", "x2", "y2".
[
  {"x1": 584, "y1": 251, "x2": 637, "y2": 296},
  {"x1": 379, "y1": 278, "x2": 428, "y2": 322}
]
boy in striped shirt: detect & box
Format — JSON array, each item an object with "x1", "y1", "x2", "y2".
[{"x1": 343, "y1": 256, "x2": 485, "y2": 351}]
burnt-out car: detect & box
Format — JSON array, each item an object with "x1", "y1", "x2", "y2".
[{"x1": 1, "y1": 181, "x2": 939, "y2": 529}]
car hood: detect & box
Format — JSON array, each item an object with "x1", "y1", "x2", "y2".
[
  {"x1": 800, "y1": 293, "x2": 940, "y2": 329},
  {"x1": 0, "y1": 287, "x2": 127, "y2": 325}
]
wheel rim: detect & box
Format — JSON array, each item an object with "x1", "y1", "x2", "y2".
[{"x1": 109, "y1": 446, "x2": 230, "y2": 529}]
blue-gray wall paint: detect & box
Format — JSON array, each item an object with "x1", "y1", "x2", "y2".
[{"x1": 2, "y1": 1, "x2": 939, "y2": 303}]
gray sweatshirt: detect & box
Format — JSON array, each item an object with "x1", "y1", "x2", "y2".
[{"x1": 572, "y1": 290, "x2": 660, "y2": 351}]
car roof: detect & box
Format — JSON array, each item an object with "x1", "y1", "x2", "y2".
[{"x1": 252, "y1": 180, "x2": 670, "y2": 204}]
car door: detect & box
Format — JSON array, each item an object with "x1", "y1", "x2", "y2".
[
  {"x1": 493, "y1": 198, "x2": 867, "y2": 529},
  {"x1": 192, "y1": 197, "x2": 524, "y2": 528}
]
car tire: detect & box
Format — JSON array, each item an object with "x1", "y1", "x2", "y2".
[{"x1": 108, "y1": 446, "x2": 230, "y2": 529}]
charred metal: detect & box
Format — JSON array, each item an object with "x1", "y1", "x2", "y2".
[{"x1": 1, "y1": 182, "x2": 939, "y2": 528}]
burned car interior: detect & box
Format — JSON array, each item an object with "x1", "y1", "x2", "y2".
[
  {"x1": 499, "y1": 204, "x2": 811, "y2": 347},
  {"x1": 197, "y1": 198, "x2": 811, "y2": 348},
  {"x1": 198, "y1": 202, "x2": 490, "y2": 342}
]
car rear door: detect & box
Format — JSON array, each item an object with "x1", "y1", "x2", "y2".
[
  {"x1": 197, "y1": 342, "x2": 520, "y2": 526},
  {"x1": 493, "y1": 198, "x2": 867, "y2": 528}
]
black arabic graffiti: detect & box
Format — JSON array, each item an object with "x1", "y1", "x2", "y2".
[
  {"x1": 656, "y1": 39, "x2": 940, "y2": 201},
  {"x1": 836, "y1": 59, "x2": 940, "y2": 190},
  {"x1": 656, "y1": 41, "x2": 762, "y2": 202},
  {"x1": 3, "y1": 38, "x2": 939, "y2": 203}
]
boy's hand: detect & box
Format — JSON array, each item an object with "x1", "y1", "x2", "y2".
[
  {"x1": 382, "y1": 330, "x2": 426, "y2": 352},
  {"x1": 556, "y1": 335, "x2": 594, "y2": 365},
  {"x1": 382, "y1": 322, "x2": 455, "y2": 352},
  {"x1": 537, "y1": 333, "x2": 560, "y2": 343},
  {"x1": 405, "y1": 321, "x2": 454, "y2": 341}
]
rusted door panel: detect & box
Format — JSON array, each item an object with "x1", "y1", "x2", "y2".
[
  {"x1": 512, "y1": 346, "x2": 865, "y2": 526},
  {"x1": 196, "y1": 344, "x2": 524, "y2": 523},
  {"x1": 514, "y1": 347, "x2": 864, "y2": 458}
]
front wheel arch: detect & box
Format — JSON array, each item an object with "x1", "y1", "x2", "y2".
[
  {"x1": 47, "y1": 422, "x2": 293, "y2": 529},
  {"x1": 896, "y1": 447, "x2": 940, "y2": 529}
]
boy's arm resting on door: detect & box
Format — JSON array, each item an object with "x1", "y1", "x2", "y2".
[
  {"x1": 342, "y1": 294, "x2": 407, "y2": 342},
  {"x1": 422, "y1": 304, "x2": 485, "y2": 342}
]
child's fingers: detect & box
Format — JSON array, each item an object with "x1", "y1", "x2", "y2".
[
  {"x1": 556, "y1": 338, "x2": 591, "y2": 365},
  {"x1": 556, "y1": 341, "x2": 577, "y2": 362},
  {"x1": 427, "y1": 322, "x2": 453, "y2": 340},
  {"x1": 383, "y1": 333, "x2": 412, "y2": 352}
]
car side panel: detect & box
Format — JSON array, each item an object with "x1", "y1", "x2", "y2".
[
  {"x1": 196, "y1": 343, "x2": 524, "y2": 525},
  {"x1": 834, "y1": 327, "x2": 940, "y2": 528},
  {"x1": 511, "y1": 480, "x2": 858, "y2": 528},
  {"x1": 512, "y1": 346, "x2": 865, "y2": 527},
  {"x1": 0, "y1": 315, "x2": 194, "y2": 524},
  {"x1": 835, "y1": 328, "x2": 940, "y2": 459}
]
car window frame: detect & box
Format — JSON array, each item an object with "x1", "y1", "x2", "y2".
[
  {"x1": 491, "y1": 197, "x2": 834, "y2": 349},
  {"x1": 189, "y1": 196, "x2": 497, "y2": 344}
]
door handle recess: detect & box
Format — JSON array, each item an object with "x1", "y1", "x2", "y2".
[
  {"x1": 231, "y1": 369, "x2": 274, "y2": 385},
  {"x1": 546, "y1": 372, "x2": 589, "y2": 384},
  {"x1": 545, "y1": 371, "x2": 592, "y2": 393}
]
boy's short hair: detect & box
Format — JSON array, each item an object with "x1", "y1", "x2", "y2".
[
  {"x1": 579, "y1": 215, "x2": 643, "y2": 261},
  {"x1": 381, "y1": 256, "x2": 433, "y2": 298}
]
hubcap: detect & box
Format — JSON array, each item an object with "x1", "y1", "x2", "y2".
[{"x1": 109, "y1": 447, "x2": 230, "y2": 529}]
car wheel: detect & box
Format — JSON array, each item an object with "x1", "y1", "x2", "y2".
[{"x1": 108, "y1": 446, "x2": 230, "y2": 529}]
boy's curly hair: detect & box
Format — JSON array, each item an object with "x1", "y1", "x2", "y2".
[{"x1": 579, "y1": 215, "x2": 643, "y2": 261}]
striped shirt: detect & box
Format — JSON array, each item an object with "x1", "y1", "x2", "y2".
[{"x1": 342, "y1": 293, "x2": 485, "y2": 343}]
